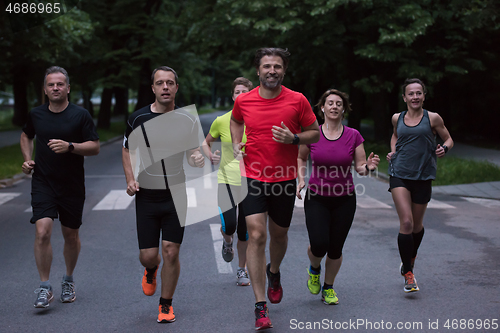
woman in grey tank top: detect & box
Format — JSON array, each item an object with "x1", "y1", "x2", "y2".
[{"x1": 386, "y1": 78, "x2": 454, "y2": 293}]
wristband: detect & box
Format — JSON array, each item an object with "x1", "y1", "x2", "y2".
[
  {"x1": 292, "y1": 134, "x2": 300, "y2": 145},
  {"x1": 365, "y1": 164, "x2": 374, "y2": 172},
  {"x1": 442, "y1": 145, "x2": 448, "y2": 154}
]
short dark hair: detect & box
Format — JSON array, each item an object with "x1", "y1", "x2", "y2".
[
  {"x1": 315, "y1": 89, "x2": 352, "y2": 120},
  {"x1": 254, "y1": 48, "x2": 291, "y2": 71},
  {"x1": 232, "y1": 77, "x2": 253, "y2": 95},
  {"x1": 44, "y1": 66, "x2": 69, "y2": 86},
  {"x1": 151, "y1": 66, "x2": 178, "y2": 85},
  {"x1": 401, "y1": 78, "x2": 427, "y2": 95}
]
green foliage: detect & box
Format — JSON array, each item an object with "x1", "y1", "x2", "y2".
[
  {"x1": 435, "y1": 157, "x2": 500, "y2": 186},
  {"x1": 1, "y1": 0, "x2": 498, "y2": 141},
  {"x1": 0, "y1": 144, "x2": 25, "y2": 180}
]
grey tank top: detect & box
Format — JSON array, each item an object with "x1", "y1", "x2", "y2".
[{"x1": 389, "y1": 109, "x2": 437, "y2": 180}]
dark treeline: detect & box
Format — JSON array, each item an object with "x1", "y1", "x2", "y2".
[{"x1": 1, "y1": 0, "x2": 498, "y2": 143}]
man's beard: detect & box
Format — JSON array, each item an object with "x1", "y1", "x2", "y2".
[{"x1": 260, "y1": 74, "x2": 283, "y2": 90}]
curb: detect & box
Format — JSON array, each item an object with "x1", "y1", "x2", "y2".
[{"x1": 0, "y1": 136, "x2": 123, "y2": 189}]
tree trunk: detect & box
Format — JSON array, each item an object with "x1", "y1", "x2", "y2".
[
  {"x1": 135, "y1": 60, "x2": 155, "y2": 111},
  {"x1": 113, "y1": 87, "x2": 129, "y2": 116},
  {"x1": 12, "y1": 64, "x2": 30, "y2": 127},
  {"x1": 82, "y1": 86, "x2": 94, "y2": 117},
  {"x1": 347, "y1": 86, "x2": 363, "y2": 132},
  {"x1": 372, "y1": 91, "x2": 392, "y2": 143},
  {"x1": 97, "y1": 87, "x2": 113, "y2": 129}
]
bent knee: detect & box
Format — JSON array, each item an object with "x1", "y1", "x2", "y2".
[
  {"x1": 248, "y1": 230, "x2": 267, "y2": 245},
  {"x1": 400, "y1": 219, "x2": 414, "y2": 233},
  {"x1": 162, "y1": 243, "x2": 180, "y2": 262}
]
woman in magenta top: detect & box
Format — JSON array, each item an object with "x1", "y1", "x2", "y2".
[{"x1": 297, "y1": 89, "x2": 379, "y2": 305}]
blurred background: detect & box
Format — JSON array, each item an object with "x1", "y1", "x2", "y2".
[{"x1": 0, "y1": 0, "x2": 499, "y2": 144}]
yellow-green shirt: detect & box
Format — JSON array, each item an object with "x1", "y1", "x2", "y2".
[{"x1": 209, "y1": 111, "x2": 247, "y2": 185}]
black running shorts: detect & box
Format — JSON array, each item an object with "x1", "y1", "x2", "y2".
[
  {"x1": 389, "y1": 177, "x2": 432, "y2": 204},
  {"x1": 30, "y1": 190, "x2": 84, "y2": 229},
  {"x1": 242, "y1": 178, "x2": 296, "y2": 228},
  {"x1": 135, "y1": 188, "x2": 186, "y2": 249}
]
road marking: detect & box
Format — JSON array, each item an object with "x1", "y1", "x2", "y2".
[
  {"x1": 461, "y1": 197, "x2": 500, "y2": 208},
  {"x1": 296, "y1": 194, "x2": 392, "y2": 209},
  {"x1": 427, "y1": 199, "x2": 455, "y2": 209},
  {"x1": 93, "y1": 190, "x2": 134, "y2": 210},
  {"x1": 85, "y1": 175, "x2": 125, "y2": 178},
  {"x1": 203, "y1": 163, "x2": 213, "y2": 189},
  {"x1": 0, "y1": 193, "x2": 21, "y2": 205},
  {"x1": 25, "y1": 207, "x2": 32, "y2": 213},
  {"x1": 357, "y1": 195, "x2": 392, "y2": 208},
  {"x1": 210, "y1": 223, "x2": 232, "y2": 274},
  {"x1": 187, "y1": 187, "x2": 197, "y2": 207}
]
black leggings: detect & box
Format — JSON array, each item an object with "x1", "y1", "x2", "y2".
[
  {"x1": 218, "y1": 184, "x2": 248, "y2": 242},
  {"x1": 304, "y1": 189, "x2": 356, "y2": 259}
]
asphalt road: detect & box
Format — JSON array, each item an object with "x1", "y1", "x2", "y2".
[{"x1": 0, "y1": 128, "x2": 499, "y2": 332}]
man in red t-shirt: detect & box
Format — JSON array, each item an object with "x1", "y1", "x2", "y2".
[{"x1": 231, "y1": 47, "x2": 319, "y2": 330}]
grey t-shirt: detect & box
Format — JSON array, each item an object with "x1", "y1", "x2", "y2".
[{"x1": 389, "y1": 109, "x2": 437, "y2": 180}]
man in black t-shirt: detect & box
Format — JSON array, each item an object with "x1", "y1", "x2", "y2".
[
  {"x1": 122, "y1": 66, "x2": 204, "y2": 324},
  {"x1": 20, "y1": 66, "x2": 100, "y2": 309}
]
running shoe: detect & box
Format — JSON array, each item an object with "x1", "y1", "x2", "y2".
[
  {"x1": 34, "y1": 286, "x2": 54, "y2": 308},
  {"x1": 157, "y1": 304, "x2": 176, "y2": 323},
  {"x1": 403, "y1": 271, "x2": 419, "y2": 293},
  {"x1": 307, "y1": 267, "x2": 321, "y2": 295},
  {"x1": 237, "y1": 268, "x2": 251, "y2": 286},
  {"x1": 321, "y1": 287, "x2": 339, "y2": 305},
  {"x1": 222, "y1": 241, "x2": 234, "y2": 262},
  {"x1": 142, "y1": 266, "x2": 158, "y2": 296},
  {"x1": 266, "y1": 263, "x2": 283, "y2": 304},
  {"x1": 255, "y1": 303, "x2": 273, "y2": 331},
  {"x1": 400, "y1": 257, "x2": 416, "y2": 276},
  {"x1": 60, "y1": 280, "x2": 76, "y2": 303}
]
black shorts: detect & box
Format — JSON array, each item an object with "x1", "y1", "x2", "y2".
[
  {"x1": 389, "y1": 177, "x2": 432, "y2": 204},
  {"x1": 242, "y1": 178, "x2": 296, "y2": 228},
  {"x1": 31, "y1": 190, "x2": 84, "y2": 229},
  {"x1": 135, "y1": 188, "x2": 185, "y2": 249}
]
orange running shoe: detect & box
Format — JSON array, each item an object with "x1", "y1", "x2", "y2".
[
  {"x1": 400, "y1": 257, "x2": 416, "y2": 276},
  {"x1": 404, "y1": 271, "x2": 419, "y2": 293},
  {"x1": 157, "y1": 304, "x2": 176, "y2": 323},
  {"x1": 142, "y1": 266, "x2": 158, "y2": 296}
]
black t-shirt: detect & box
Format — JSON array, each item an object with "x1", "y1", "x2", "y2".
[
  {"x1": 23, "y1": 102, "x2": 99, "y2": 197},
  {"x1": 123, "y1": 104, "x2": 199, "y2": 190}
]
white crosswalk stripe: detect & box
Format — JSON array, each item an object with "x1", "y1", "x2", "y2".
[
  {"x1": 427, "y1": 199, "x2": 456, "y2": 209},
  {"x1": 187, "y1": 187, "x2": 197, "y2": 207},
  {"x1": 0, "y1": 193, "x2": 21, "y2": 205},
  {"x1": 93, "y1": 190, "x2": 134, "y2": 210},
  {"x1": 356, "y1": 195, "x2": 392, "y2": 208},
  {"x1": 295, "y1": 194, "x2": 392, "y2": 209},
  {"x1": 295, "y1": 196, "x2": 304, "y2": 208},
  {"x1": 461, "y1": 197, "x2": 500, "y2": 208},
  {"x1": 210, "y1": 223, "x2": 232, "y2": 274}
]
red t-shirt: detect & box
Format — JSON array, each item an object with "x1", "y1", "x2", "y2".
[{"x1": 232, "y1": 86, "x2": 317, "y2": 182}]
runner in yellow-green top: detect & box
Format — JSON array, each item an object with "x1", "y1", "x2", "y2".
[{"x1": 202, "y1": 77, "x2": 253, "y2": 286}]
